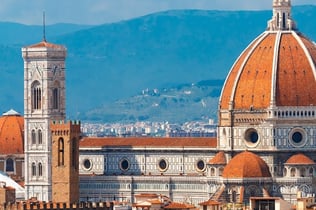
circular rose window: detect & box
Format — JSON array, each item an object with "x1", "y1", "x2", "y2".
[
  {"x1": 158, "y1": 159, "x2": 168, "y2": 172},
  {"x1": 83, "y1": 159, "x2": 92, "y2": 171},
  {"x1": 289, "y1": 128, "x2": 307, "y2": 147},
  {"x1": 120, "y1": 158, "x2": 130, "y2": 171},
  {"x1": 196, "y1": 160, "x2": 206, "y2": 172},
  {"x1": 244, "y1": 128, "x2": 260, "y2": 147}
]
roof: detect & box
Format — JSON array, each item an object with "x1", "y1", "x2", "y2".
[
  {"x1": 222, "y1": 151, "x2": 271, "y2": 178},
  {"x1": 80, "y1": 137, "x2": 217, "y2": 148},
  {"x1": 219, "y1": 0, "x2": 316, "y2": 110},
  {"x1": 0, "y1": 171, "x2": 24, "y2": 200},
  {"x1": 0, "y1": 111, "x2": 24, "y2": 154},
  {"x1": 208, "y1": 151, "x2": 226, "y2": 165},
  {"x1": 285, "y1": 153, "x2": 315, "y2": 165},
  {"x1": 199, "y1": 200, "x2": 221, "y2": 206},
  {"x1": 25, "y1": 41, "x2": 65, "y2": 49},
  {"x1": 164, "y1": 202, "x2": 195, "y2": 209}
]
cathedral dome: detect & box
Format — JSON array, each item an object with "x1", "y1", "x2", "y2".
[
  {"x1": 222, "y1": 151, "x2": 271, "y2": 178},
  {"x1": 0, "y1": 109, "x2": 24, "y2": 154},
  {"x1": 285, "y1": 153, "x2": 315, "y2": 165},
  {"x1": 219, "y1": 0, "x2": 316, "y2": 110}
]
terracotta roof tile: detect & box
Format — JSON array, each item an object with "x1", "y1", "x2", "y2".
[
  {"x1": 0, "y1": 114, "x2": 24, "y2": 154},
  {"x1": 208, "y1": 151, "x2": 226, "y2": 165},
  {"x1": 199, "y1": 200, "x2": 221, "y2": 206},
  {"x1": 220, "y1": 31, "x2": 316, "y2": 110},
  {"x1": 25, "y1": 41, "x2": 65, "y2": 49},
  {"x1": 285, "y1": 153, "x2": 315, "y2": 165},
  {"x1": 222, "y1": 151, "x2": 271, "y2": 178},
  {"x1": 164, "y1": 202, "x2": 195, "y2": 209},
  {"x1": 276, "y1": 34, "x2": 316, "y2": 106},
  {"x1": 80, "y1": 137, "x2": 217, "y2": 148}
]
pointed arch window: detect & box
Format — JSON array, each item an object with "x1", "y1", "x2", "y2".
[
  {"x1": 58, "y1": 138, "x2": 64, "y2": 166},
  {"x1": 31, "y1": 130, "x2": 36, "y2": 144},
  {"x1": 32, "y1": 162, "x2": 36, "y2": 176},
  {"x1": 6, "y1": 158, "x2": 14, "y2": 172},
  {"x1": 31, "y1": 81, "x2": 42, "y2": 110},
  {"x1": 38, "y1": 163, "x2": 43, "y2": 176},
  {"x1": 38, "y1": 130, "x2": 42, "y2": 144},
  {"x1": 53, "y1": 88, "x2": 59, "y2": 109}
]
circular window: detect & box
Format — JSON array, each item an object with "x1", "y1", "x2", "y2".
[
  {"x1": 158, "y1": 159, "x2": 168, "y2": 172},
  {"x1": 244, "y1": 128, "x2": 260, "y2": 147},
  {"x1": 292, "y1": 132, "x2": 303, "y2": 143},
  {"x1": 120, "y1": 158, "x2": 130, "y2": 171},
  {"x1": 196, "y1": 160, "x2": 205, "y2": 172},
  {"x1": 289, "y1": 128, "x2": 307, "y2": 147},
  {"x1": 83, "y1": 159, "x2": 92, "y2": 170}
]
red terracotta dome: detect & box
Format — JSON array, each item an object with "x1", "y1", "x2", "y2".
[
  {"x1": 0, "y1": 109, "x2": 24, "y2": 154},
  {"x1": 219, "y1": 0, "x2": 316, "y2": 110},
  {"x1": 285, "y1": 153, "x2": 315, "y2": 165},
  {"x1": 222, "y1": 151, "x2": 271, "y2": 178}
]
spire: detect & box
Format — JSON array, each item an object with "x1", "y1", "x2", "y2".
[
  {"x1": 267, "y1": 0, "x2": 296, "y2": 31},
  {"x1": 43, "y1": 11, "x2": 46, "y2": 42}
]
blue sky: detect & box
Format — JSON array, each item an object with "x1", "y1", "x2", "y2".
[{"x1": 1, "y1": 0, "x2": 315, "y2": 25}]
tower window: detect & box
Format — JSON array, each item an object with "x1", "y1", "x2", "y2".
[
  {"x1": 32, "y1": 162, "x2": 36, "y2": 176},
  {"x1": 38, "y1": 129, "x2": 42, "y2": 144},
  {"x1": 6, "y1": 158, "x2": 14, "y2": 172},
  {"x1": 31, "y1": 129, "x2": 36, "y2": 144},
  {"x1": 53, "y1": 88, "x2": 59, "y2": 109},
  {"x1": 38, "y1": 163, "x2": 43, "y2": 176},
  {"x1": 31, "y1": 81, "x2": 42, "y2": 110},
  {"x1": 58, "y1": 138, "x2": 64, "y2": 166}
]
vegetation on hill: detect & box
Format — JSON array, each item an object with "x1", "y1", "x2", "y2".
[{"x1": 0, "y1": 6, "x2": 316, "y2": 122}]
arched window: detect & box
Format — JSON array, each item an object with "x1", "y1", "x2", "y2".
[
  {"x1": 38, "y1": 163, "x2": 43, "y2": 176},
  {"x1": 53, "y1": 88, "x2": 59, "y2": 109},
  {"x1": 38, "y1": 130, "x2": 42, "y2": 144},
  {"x1": 210, "y1": 168, "x2": 215, "y2": 176},
  {"x1": 31, "y1": 130, "x2": 36, "y2": 144},
  {"x1": 58, "y1": 138, "x2": 64, "y2": 166},
  {"x1": 290, "y1": 168, "x2": 296, "y2": 177},
  {"x1": 309, "y1": 168, "x2": 314, "y2": 176},
  {"x1": 219, "y1": 167, "x2": 224, "y2": 176},
  {"x1": 300, "y1": 168, "x2": 306, "y2": 177},
  {"x1": 31, "y1": 81, "x2": 42, "y2": 110},
  {"x1": 32, "y1": 162, "x2": 36, "y2": 176},
  {"x1": 6, "y1": 158, "x2": 14, "y2": 172}
]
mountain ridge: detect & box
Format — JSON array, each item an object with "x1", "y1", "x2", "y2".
[{"x1": 1, "y1": 6, "x2": 316, "y2": 123}]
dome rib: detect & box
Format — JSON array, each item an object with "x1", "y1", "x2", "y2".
[
  {"x1": 219, "y1": 32, "x2": 268, "y2": 109},
  {"x1": 293, "y1": 32, "x2": 316, "y2": 80}
]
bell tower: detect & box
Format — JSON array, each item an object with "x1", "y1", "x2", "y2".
[
  {"x1": 22, "y1": 40, "x2": 66, "y2": 201},
  {"x1": 51, "y1": 120, "x2": 80, "y2": 203}
]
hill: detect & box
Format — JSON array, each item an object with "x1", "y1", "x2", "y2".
[{"x1": 0, "y1": 6, "x2": 316, "y2": 122}]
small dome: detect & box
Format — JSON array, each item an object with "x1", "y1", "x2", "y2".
[
  {"x1": 222, "y1": 151, "x2": 271, "y2": 178},
  {"x1": 208, "y1": 151, "x2": 226, "y2": 165},
  {"x1": 0, "y1": 110, "x2": 24, "y2": 154},
  {"x1": 285, "y1": 153, "x2": 315, "y2": 165}
]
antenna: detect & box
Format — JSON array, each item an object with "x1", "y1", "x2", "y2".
[{"x1": 43, "y1": 11, "x2": 46, "y2": 42}]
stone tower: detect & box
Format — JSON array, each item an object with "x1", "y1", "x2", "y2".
[
  {"x1": 51, "y1": 120, "x2": 80, "y2": 203},
  {"x1": 22, "y1": 40, "x2": 66, "y2": 201}
]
